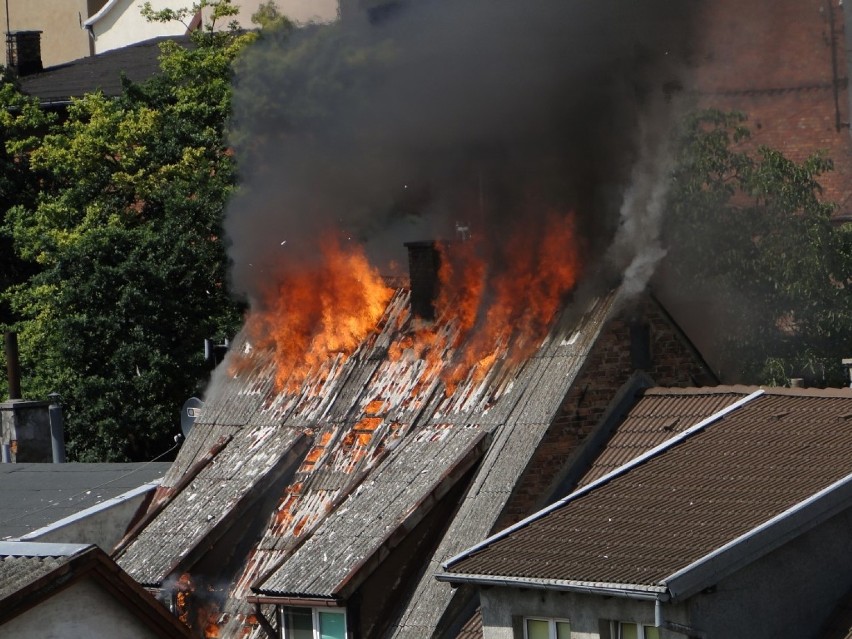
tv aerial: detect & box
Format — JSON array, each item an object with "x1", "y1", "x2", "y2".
[{"x1": 180, "y1": 397, "x2": 204, "y2": 438}]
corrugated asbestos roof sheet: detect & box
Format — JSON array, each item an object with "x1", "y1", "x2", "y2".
[
  {"x1": 256, "y1": 422, "x2": 489, "y2": 597},
  {"x1": 387, "y1": 293, "x2": 616, "y2": 638},
  {"x1": 443, "y1": 388, "x2": 852, "y2": 591},
  {"x1": 0, "y1": 545, "x2": 87, "y2": 600},
  {"x1": 119, "y1": 282, "x2": 623, "y2": 638},
  {"x1": 116, "y1": 425, "x2": 308, "y2": 585}
]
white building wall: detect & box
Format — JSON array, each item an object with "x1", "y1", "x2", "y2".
[
  {"x1": 479, "y1": 587, "x2": 689, "y2": 639},
  {"x1": 88, "y1": 0, "x2": 339, "y2": 55},
  {"x1": 0, "y1": 578, "x2": 163, "y2": 639}
]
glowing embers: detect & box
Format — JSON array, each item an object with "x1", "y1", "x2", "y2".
[
  {"x1": 168, "y1": 572, "x2": 227, "y2": 638},
  {"x1": 244, "y1": 236, "x2": 393, "y2": 392}
]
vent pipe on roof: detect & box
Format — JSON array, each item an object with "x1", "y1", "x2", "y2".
[
  {"x1": 4, "y1": 331, "x2": 21, "y2": 400},
  {"x1": 404, "y1": 241, "x2": 440, "y2": 320},
  {"x1": 48, "y1": 393, "x2": 66, "y2": 463}
]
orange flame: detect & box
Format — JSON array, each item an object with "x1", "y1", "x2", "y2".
[
  {"x1": 245, "y1": 235, "x2": 393, "y2": 391},
  {"x1": 438, "y1": 210, "x2": 581, "y2": 392},
  {"x1": 246, "y1": 210, "x2": 580, "y2": 398}
]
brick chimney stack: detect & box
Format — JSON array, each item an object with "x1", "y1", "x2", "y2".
[
  {"x1": 6, "y1": 30, "x2": 43, "y2": 76},
  {"x1": 404, "y1": 241, "x2": 440, "y2": 320}
]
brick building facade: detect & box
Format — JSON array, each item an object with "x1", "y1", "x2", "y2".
[
  {"x1": 500, "y1": 296, "x2": 715, "y2": 526},
  {"x1": 694, "y1": 0, "x2": 852, "y2": 217}
]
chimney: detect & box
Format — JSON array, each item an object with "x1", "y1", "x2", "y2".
[
  {"x1": 842, "y1": 359, "x2": 852, "y2": 388},
  {"x1": 404, "y1": 241, "x2": 440, "y2": 320},
  {"x1": 6, "y1": 30, "x2": 43, "y2": 77}
]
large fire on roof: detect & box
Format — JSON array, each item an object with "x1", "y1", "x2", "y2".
[{"x1": 224, "y1": 0, "x2": 698, "y2": 395}]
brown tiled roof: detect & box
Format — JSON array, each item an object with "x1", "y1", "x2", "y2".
[
  {"x1": 454, "y1": 608, "x2": 483, "y2": 639},
  {"x1": 443, "y1": 387, "x2": 852, "y2": 598},
  {"x1": 577, "y1": 386, "x2": 753, "y2": 486}
]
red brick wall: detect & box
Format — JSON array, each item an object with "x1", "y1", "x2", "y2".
[
  {"x1": 692, "y1": 0, "x2": 852, "y2": 215},
  {"x1": 499, "y1": 297, "x2": 714, "y2": 525}
]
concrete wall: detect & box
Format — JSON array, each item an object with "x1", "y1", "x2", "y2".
[
  {"x1": 0, "y1": 578, "x2": 163, "y2": 639},
  {"x1": 479, "y1": 587, "x2": 688, "y2": 639},
  {"x1": 0, "y1": 400, "x2": 53, "y2": 463},
  {"x1": 686, "y1": 507, "x2": 852, "y2": 639}
]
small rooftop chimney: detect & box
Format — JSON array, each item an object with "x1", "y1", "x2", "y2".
[
  {"x1": 6, "y1": 30, "x2": 43, "y2": 77},
  {"x1": 842, "y1": 359, "x2": 852, "y2": 388},
  {"x1": 404, "y1": 241, "x2": 440, "y2": 320}
]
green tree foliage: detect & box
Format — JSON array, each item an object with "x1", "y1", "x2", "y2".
[
  {"x1": 0, "y1": 79, "x2": 53, "y2": 327},
  {"x1": 662, "y1": 110, "x2": 852, "y2": 386},
  {"x1": 1, "y1": 1, "x2": 253, "y2": 460}
]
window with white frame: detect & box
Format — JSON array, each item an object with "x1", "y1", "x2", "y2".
[
  {"x1": 523, "y1": 616, "x2": 572, "y2": 639},
  {"x1": 280, "y1": 606, "x2": 346, "y2": 639}
]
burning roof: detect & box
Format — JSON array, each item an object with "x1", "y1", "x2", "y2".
[{"x1": 114, "y1": 250, "x2": 714, "y2": 637}]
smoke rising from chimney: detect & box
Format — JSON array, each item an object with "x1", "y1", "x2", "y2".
[{"x1": 225, "y1": 0, "x2": 698, "y2": 305}]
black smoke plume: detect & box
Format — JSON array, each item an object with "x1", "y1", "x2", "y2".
[{"x1": 225, "y1": 0, "x2": 699, "y2": 304}]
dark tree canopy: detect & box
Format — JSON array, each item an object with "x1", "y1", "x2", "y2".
[
  {"x1": 0, "y1": 1, "x2": 251, "y2": 461},
  {"x1": 661, "y1": 110, "x2": 852, "y2": 387}
]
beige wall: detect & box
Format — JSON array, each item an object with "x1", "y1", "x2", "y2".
[
  {"x1": 0, "y1": 578, "x2": 164, "y2": 639},
  {"x1": 0, "y1": 0, "x2": 105, "y2": 67}
]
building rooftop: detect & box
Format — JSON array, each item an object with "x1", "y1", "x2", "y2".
[
  {"x1": 0, "y1": 462, "x2": 170, "y2": 540},
  {"x1": 443, "y1": 387, "x2": 852, "y2": 600},
  {"x1": 18, "y1": 36, "x2": 187, "y2": 106}
]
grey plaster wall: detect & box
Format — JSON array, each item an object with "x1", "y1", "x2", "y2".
[
  {"x1": 477, "y1": 506, "x2": 852, "y2": 639},
  {"x1": 0, "y1": 578, "x2": 162, "y2": 638},
  {"x1": 479, "y1": 587, "x2": 688, "y2": 639},
  {"x1": 686, "y1": 507, "x2": 852, "y2": 639}
]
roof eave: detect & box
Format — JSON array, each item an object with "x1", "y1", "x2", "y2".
[
  {"x1": 664, "y1": 470, "x2": 852, "y2": 602},
  {"x1": 435, "y1": 572, "x2": 668, "y2": 601}
]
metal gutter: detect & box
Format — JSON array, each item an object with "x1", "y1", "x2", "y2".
[
  {"x1": 434, "y1": 572, "x2": 667, "y2": 601},
  {"x1": 442, "y1": 390, "x2": 765, "y2": 570},
  {"x1": 247, "y1": 594, "x2": 344, "y2": 607},
  {"x1": 0, "y1": 540, "x2": 91, "y2": 556},
  {"x1": 83, "y1": 0, "x2": 122, "y2": 29},
  {"x1": 663, "y1": 469, "x2": 852, "y2": 601}
]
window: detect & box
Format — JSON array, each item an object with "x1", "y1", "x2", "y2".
[
  {"x1": 614, "y1": 622, "x2": 660, "y2": 639},
  {"x1": 280, "y1": 607, "x2": 346, "y2": 639},
  {"x1": 524, "y1": 616, "x2": 572, "y2": 639}
]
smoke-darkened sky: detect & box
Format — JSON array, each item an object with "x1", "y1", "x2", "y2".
[{"x1": 225, "y1": 0, "x2": 700, "y2": 304}]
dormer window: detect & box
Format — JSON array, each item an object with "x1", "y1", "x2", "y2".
[{"x1": 281, "y1": 606, "x2": 346, "y2": 639}]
